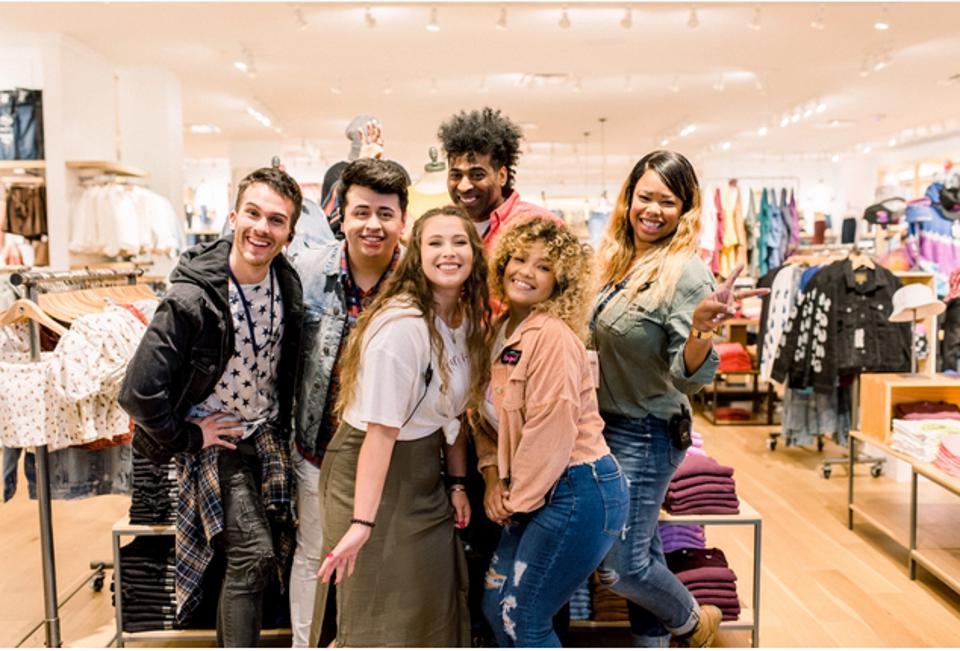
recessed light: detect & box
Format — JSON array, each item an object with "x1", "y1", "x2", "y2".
[
  {"x1": 365, "y1": 7, "x2": 377, "y2": 28},
  {"x1": 559, "y1": 7, "x2": 571, "y2": 29},
  {"x1": 660, "y1": 138, "x2": 670, "y2": 147},
  {"x1": 757, "y1": 126, "x2": 768, "y2": 136},
  {"x1": 679, "y1": 124, "x2": 696, "y2": 137},
  {"x1": 816, "y1": 102, "x2": 827, "y2": 113},
  {"x1": 721, "y1": 142, "x2": 732, "y2": 151},
  {"x1": 233, "y1": 60, "x2": 248, "y2": 73},
  {"x1": 888, "y1": 138, "x2": 898, "y2": 147},
  {"x1": 831, "y1": 153, "x2": 840, "y2": 162},
  {"x1": 426, "y1": 7, "x2": 440, "y2": 32},
  {"x1": 189, "y1": 124, "x2": 221, "y2": 134},
  {"x1": 687, "y1": 6, "x2": 699, "y2": 29},
  {"x1": 496, "y1": 7, "x2": 507, "y2": 30},
  {"x1": 621, "y1": 8, "x2": 632, "y2": 29}
]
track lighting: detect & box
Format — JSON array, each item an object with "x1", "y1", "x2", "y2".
[
  {"x1": 559, "y1": 7, "x2": 571, "y2": 29},
  {"x1": 621, "y1": 8, "x2": 632, "y2": 29},
  {"x1": 364, "y1": 7, "x2": 376, "y2": 28},
  {"x1": 687, "y1": 6, "x2": 699, "y2": 29},
  {"x1": 747, "y1": 6, "x2": 761, "y2": 31},
  {"x1": 496, "y1": 7, "x2": 507, "y2": 30},
  {"x1": 810, "y1": 4, "x2": 826, "y2": 29}
]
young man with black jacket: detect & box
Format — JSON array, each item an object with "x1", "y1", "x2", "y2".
[{"x1": 119, "y1": 167, "x2": 305, "y2": 647}]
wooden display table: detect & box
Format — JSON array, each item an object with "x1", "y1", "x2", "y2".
[
  {"x1": 858, "y1": 373, "x2": 960, "y2": 444},
  {"x1": 111, "y1": 517, "x2": 291, "y2": 647},
  {"x1": 571, "y1": 499, "x2": 762, "y2": 647},
  {"x1": 847, "y1": 432, "x2": 960, "y2": 597}
]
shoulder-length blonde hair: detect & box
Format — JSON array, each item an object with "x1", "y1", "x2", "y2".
[
  {"x1": 336, "y1": 205, "x2": 492, "y2": 419},
  {"x1": 489, "y1": 217, "x2": 594, "y2": 340},
  {"x1": 597, "y1": 150, "x2": 702, "y2": 308}
]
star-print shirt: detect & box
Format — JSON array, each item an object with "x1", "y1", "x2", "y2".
[{"x1": 189, "y1": 271, "x2": 284, "y2": 438}]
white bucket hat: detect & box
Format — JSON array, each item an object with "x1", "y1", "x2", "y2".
[{"x1": 889, "y1": 284, "x2": 946, "y2": 323}]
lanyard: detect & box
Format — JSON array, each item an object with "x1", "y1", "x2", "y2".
[
  {"x1": 589, "y1": 277, "x2": 651, "y2": 349},
  {"x1": 228, "y1": 266, "x2": 276, "y2": 357}
]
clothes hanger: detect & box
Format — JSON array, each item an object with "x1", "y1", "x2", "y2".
[{"x1": 0, "y1": 298, "x2": 67, "y2": 336}]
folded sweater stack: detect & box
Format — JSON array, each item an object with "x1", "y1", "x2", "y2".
[
  {"x1": 666, "y1": 547, "x2": 741, "y2": 622},
  {"x1": 664, "y1": 454, "x2": 740, "y2": 515}
]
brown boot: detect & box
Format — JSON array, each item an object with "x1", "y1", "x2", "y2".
[{"x1": 679, "y1": 605, "x2": 722, "y2": 648}]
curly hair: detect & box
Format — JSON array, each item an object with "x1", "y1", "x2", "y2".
[
  {"x1": 336, "y1": 205, "x2": 492, "y2": 420},
  {"x1": 489, "y1": 217, "x2": 595, "y2": 340},
  {"x1": 437, "y1": 107, "x2": 523, "y2": 193}
]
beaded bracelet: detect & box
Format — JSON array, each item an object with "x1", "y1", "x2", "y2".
[{"x1": 351, "y1": 517, "x2": 375, "y2": 528}]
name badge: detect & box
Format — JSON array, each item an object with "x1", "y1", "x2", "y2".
[{"x1": 500, "y1": 348, "x2": 522, "y2": 365}]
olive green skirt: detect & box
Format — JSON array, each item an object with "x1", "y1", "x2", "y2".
[{"x1": 309, "y1": 424, "x2": 470, "y2": 647}]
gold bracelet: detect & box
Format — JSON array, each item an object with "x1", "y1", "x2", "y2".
[{"x1": 690, "y1": 327, "x2": 714, "y2": 340}]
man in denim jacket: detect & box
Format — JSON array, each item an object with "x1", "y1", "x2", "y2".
[{"x1": 288, "y1": 158, "x2": 408, "y2": 647}]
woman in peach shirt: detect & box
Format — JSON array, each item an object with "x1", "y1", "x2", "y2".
[{"x1": 478, "y1": 217, "x2": 628, "y2": 647}]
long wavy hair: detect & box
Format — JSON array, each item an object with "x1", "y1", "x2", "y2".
[
  {"x1": 336, "y1": 205, "x2": 492, "y2": 420},
  {"x1": 489, "y1": 217, "x2": 595, "y2": 340},
  {"x1": 597, "y1": 150, "x2": 702, "y2": 308}
]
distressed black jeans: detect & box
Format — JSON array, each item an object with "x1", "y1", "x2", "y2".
[{"x1": 216, "y1": 441, "x2": 277, "y2": 647}]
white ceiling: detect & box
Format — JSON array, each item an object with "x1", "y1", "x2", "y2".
[{"x1": 4, "y1": 1, "x2": 960, "y2": 189}]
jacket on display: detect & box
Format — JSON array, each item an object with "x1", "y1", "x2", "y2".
[
  {"x1": 940, "y1": 298, "x2": 960, "y2": 372},
  {"x1": 118, "y1": 236, "x2": 304, "y2": 464},
  {"x1": 771, "y1": 259, "x2": 911, "y2": 393}
]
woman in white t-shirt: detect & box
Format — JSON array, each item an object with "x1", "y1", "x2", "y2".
[{"x1": 310, "y1": 206, "x2": 491, "y2": 647}]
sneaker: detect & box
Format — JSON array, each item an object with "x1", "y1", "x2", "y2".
[{"x1": 679, "y1": 605, "x2": 722, "y2": 648}]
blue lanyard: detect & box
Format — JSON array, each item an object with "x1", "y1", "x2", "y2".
[
  {"x1": 227, "y1": 266, "x2": 276, "y2": 356},
  {"x1": 589, "y1": 277, "x2": 651, "y2": 348}
]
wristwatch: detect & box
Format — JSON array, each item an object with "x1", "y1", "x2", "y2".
[{"x1": 690, "y1": 326, "x2": 714, "y2": 340}]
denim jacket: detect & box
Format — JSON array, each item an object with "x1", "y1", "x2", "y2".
[{"x1": 291, "y1": 242, "x2": 350, "y2": 460}]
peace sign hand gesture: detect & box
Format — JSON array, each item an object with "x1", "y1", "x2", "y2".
[{"x1": 691, "y1": 265, "x2": 769, "y2": 334}]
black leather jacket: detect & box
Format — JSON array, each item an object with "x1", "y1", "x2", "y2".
[{"x1": 118, "y1": 236, "x2": 304, "y2": 464}]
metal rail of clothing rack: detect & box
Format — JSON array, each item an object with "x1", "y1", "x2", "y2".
[{"x1": 9, "y1": 267, "x2": 143, "y2": 648}]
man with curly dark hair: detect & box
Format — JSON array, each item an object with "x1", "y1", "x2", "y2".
[{"x1": 437, "y1": 107, "x2": 559, "y2": 248}]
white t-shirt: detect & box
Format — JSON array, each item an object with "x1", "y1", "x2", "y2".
[
  {"x1": 342, "y1": 304, "x2": 470, "y2": 444},
  {"x1": 481, "y1": 320, "x2": 509, "y2": 431}
]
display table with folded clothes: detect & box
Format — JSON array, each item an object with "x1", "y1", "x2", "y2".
[
  {"x1": 112, "y1": 536, "x2": 179, "y2": 633},
  {"x1": 666, "y1": 547, "x2": 741, "y2": 622},
  {"x1": 890, "y1": 400, "x2": 960, "y2": 463},
  {"x1": 664, "y1": 453, "x2": 740, "y2": 515},
  {"x1": 716, "y1": 342, "x2": 754, "y2": 374}
]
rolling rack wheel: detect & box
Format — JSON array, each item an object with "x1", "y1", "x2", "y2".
[
  {"x1": 870, "y1": 462, "x2": 885, "y2": 478},
  {"x1": 817, "y1": 435, "x2": 825, "y2": 452},
  {"x1": 821, "y1": 463, "x2": 832, "y2": 479},
  {"x1": 89, "y1": 561, "x2": 108, "y2": 592},
  {"x1": 767, "y1": 431, "x2": 780, "y2": 451}
]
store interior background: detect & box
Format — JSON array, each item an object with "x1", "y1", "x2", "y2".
[{"x1": 3, "y1": 0, "x2": 960, "y2": 647}]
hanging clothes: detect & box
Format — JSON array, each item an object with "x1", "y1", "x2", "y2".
[
  {"x1": 719, "y1": 185, "x2": 741, "y2": 277},
  {"x1": 766, "y1": 189, "x2": 786, "y2": 270},
  {"x1": 788, "y1": 189, "x2": 801, "y2": 251},
  {"x1": 699, "y1": 185, "x2": 719, "y2": 265},
  {"x1": 712, "y1": 187, "x2": 724, "y2": 275},
  {"x1": 745, "y1": 190, "x2": 760, "y2": 277},
  {"x1": 69, "y1": 184, "x2": 182, "y2": 258},
  {"x1": 758, "y1": 189, "x2": 771, "y2": 276},
  {"x1": 3, "y1": 183, "x2": 46, "y2": 239}
]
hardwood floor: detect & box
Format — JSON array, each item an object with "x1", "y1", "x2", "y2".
[{"x1": 2, "y1": 418, "x2": 959, "y2": 647}]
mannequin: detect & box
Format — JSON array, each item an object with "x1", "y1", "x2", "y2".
[{"x1": 404, "y1": 147, "x2": 450, "y2": 239}]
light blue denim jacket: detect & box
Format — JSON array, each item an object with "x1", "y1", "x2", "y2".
[{"x1": 291, "y1": 241, "x2": 349, "y2": 460}]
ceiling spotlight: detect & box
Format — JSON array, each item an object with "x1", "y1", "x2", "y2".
[
  {"x1": 624, "y1": 76, "x2": 634, "y2": 93},
  {"x1": 874, "y1": 58, "x2": 888, "y2": 72},
  {"x1": 831, "y1": 153, "x2": 840, "y2": 162},
  {"x1": 668, "y1": 79, "x2": 680, "y2": 93},
  {"x1": 791, "y1": 112, "x2": 801, "y2": 123},
  {"x1": 888, "y1": 138, "x2": 898, "y2": 147},
  {"x1": 233, "y1": 60, "x2": 248, "y2": 73},
  {"x1": 496, "y1": 6, "x2": 507, "y2": 30},
  {"x1": 863, "y1": 145, "x2": 873, "y2": 153},
  {"x1": 748, "y1": 6, "x2": 761, "y2": 30},
  {"x1": 680, "y1": 123, "x2": 696, "y2": 137},
  {"x1": 426, "y1": 7, "x2": 440, "y2": 32},
  {"x1": 479, "y1": 77, "x2": 489, "y2": 94},
  {"x1": 721, "y1": 142, "x2": 732, "y2": 151},
  {"x1": 713, "y1": 75, "x2": 725, "y2": 92},
  {"x1": 779, "y1": 116, "x2": 790, "y2": 128},
  {"x1": 810, "y1": 4, "x2": 825, "y2": 30},
  {"x1": 572, "y1": 76, "x2": 583, "y2": 93},
  {"x1": 803, "y1": 106, "x2": 814, "y2": 118},
  {"x1": 621, "y1": 8, "x2": 633, "y2": 29},
  {"x1": 660, "y1": 137, "x2": 670, "y2": 147},
  {"x1": 294, "y1": 8, "x2": 308, "y2": 30},
  {"x1": 189, "y1": 123, "x2": 221, "y2": 134},
  {"x1": 330, "y1": 77, "x2": 343, "y2": 95},
  {"x1": 364, "y1": 7, "x2": 376, "y2": 28},
  {"x1": 874, "y1": 7, "x2": 890, "y2": 30},
  {"x1": 383, "y1": 78, "x2": 393, "y2": 95},
  {"x1": 859, "y1": 58, "x2": 872, "y2": 77},
  {"x1": 757, "y1": 126, "x2": 768, "y2": 136},
  {"x1": 687, "y1": 5, "x2": 699, "y2": 29},
  {"x1": 559, "y1": 7, "x2": 571, "y2": 29},
  {"x1": 816, "y1": 102, "x2": 827, "y2": 113},
  {"x1": 429, "y1": 77, "x2": 439, "y2": 95}
]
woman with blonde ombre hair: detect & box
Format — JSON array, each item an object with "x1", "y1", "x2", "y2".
[
  {"x1": 475, "y1": 216, "x2": 628, "y2": 647},
  {"x1": 591, "y1": 150, "x2": 766, "y2": 647}
]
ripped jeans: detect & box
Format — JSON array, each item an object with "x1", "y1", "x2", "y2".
[
  {"x1": 482, "y1": 454, "x2": 627, "y2": 647},
  {"x1": 598, "y1": 413, "x2": 700, "y2": 647},
  {"x1": 216, "y1": 441, "x2": 277, "y2": 647}
]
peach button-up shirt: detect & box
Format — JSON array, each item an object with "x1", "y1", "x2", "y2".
[{"x1": 475, "y1": 311, "x2": 610, "y2": 514}]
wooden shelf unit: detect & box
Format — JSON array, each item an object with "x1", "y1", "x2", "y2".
[
  {"x1": 571, "y1": 500, "x2": 762, "y2": 647},
  {"x1": 111, "y1": 517, "x2": 291, "y2": 647},
  {"x1": 858, "y1": 373, "x2": 960, "y2": 444},
  {"x1": 0, "y1": 159, "x2": 45, "y2": 172},
  {"x1": 848, "y1": 421, "x2": 960, "y2": 599}
]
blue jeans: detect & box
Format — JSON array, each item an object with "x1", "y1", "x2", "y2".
[
  {"x1": 482, "y1": 454, "x2": 628, "y2": 647},
  {"x1": 0, "y1": 91, "x2": 14, "y2": 160},
  {"x1": 14, "y1": 88, "x2": 43, "y2": 160},
  {"x1": 599, "y1": 413, "x2": 699, "y2": 647}
]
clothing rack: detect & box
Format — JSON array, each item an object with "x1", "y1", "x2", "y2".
[{"x1": 8, "y1": 267, "x2": 142, "y2": 648}]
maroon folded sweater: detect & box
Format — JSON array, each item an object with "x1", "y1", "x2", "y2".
[
  {"x1": 672, "y1": 454, "x2": 735, "y2": 481},
  {"x1": 666, "y1": 481, "x2": 738, "y2": 502},
  {"x1": 675, "y1": 566, "x2": 738, "y2": 584},
  {"x1": 668, "y1": 504, "x2": 741, "y2": 515},
  {"x1": 669, "y1": 475, "x2": 736, "y2": 492}
]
